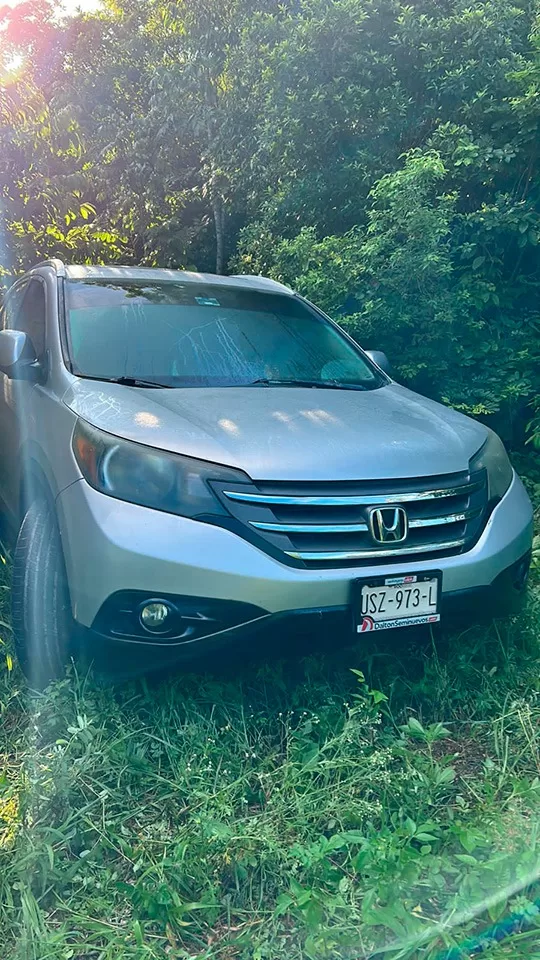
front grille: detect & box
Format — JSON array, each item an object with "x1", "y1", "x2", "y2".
[{"x1": 212, "y1": 470, "x2": 489, "y2": 569}]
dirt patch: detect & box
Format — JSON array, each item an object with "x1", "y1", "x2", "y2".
[{"x1": 431, "y1": 736, "x2": 488, "y2": 778}]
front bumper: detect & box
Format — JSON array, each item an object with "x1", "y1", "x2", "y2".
[
  {"x1": 81, "y1": 552, "x2": 532, "y2": 677},
  {"x1": 55, "y1": 472, "x2": 534, "y2": 642}
]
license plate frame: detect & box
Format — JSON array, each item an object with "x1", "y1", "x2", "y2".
[{"x1": 353, "y1": 570, "x2": 442, "y2": 634}]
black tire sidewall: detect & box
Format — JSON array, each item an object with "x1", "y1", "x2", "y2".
[{"x1": 11, "y1": 499, "x2": 74, "y2": 687}]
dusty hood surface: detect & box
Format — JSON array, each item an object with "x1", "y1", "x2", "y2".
[{"x1": 63, "y1": 380, "x2": 487, "y2": 481}]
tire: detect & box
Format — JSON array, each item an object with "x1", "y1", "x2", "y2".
[{"x1": 11, "y1": 498, "x2": 74, "y2": 687}]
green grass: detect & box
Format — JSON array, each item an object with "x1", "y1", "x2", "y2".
[{"x1": 0, "y1": 464, "x2": 539, "y2": 960}]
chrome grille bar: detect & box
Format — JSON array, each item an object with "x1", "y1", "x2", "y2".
[
  {"x1": 249, "y1": 508, "x2": 480, "y2": 535},
  {"x1": 224, "y1": 481, "x2": 482, "y2": 507},
  {"x1": 285, "y1": 538, "x2": 466, "y2": 562},
  {"x1": 250, "y1": 520, "x2": 369, "y2": 533},
  {"x1": 410, "y1": 509, "x2": 479, "y2": 528}
]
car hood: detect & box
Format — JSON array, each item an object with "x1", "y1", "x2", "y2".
[{"x1": 63, "y1": 380, "x2": 488, "y2": 481}]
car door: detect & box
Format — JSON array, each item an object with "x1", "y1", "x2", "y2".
[{"x1": 0, "y1": 278, "x2": 46, "y2": 519}]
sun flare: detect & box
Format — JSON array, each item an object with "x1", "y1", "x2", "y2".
[
  {"x1": 3, "y1": 0, "x2": 102, "y2": 13},
  {"x1": 5, "y1": 54, "x2": 23, "y2": 72}
]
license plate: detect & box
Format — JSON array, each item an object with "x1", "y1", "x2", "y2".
[{"x1": 354, "y1": 572, "x2": 441, "y2": 633}]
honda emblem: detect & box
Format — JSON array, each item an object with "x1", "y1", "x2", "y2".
[{"x1": 369, "y1": 506, "x2": 408, "y2": 544}]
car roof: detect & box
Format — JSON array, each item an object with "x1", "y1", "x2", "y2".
[{"x1": 59, "y1": 264, "x2": 295, "y2": 296}]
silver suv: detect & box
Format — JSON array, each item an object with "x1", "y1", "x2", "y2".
[{"x1": 0, "y1": 261, "x2": 533, "y2": 685}]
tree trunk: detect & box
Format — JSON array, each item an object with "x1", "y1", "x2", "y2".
[{"x1": 212, "y1": 194, "x2": 225, "y2": 275}]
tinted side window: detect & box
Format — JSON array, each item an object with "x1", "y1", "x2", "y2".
[
  {"x1": 2, "y1": 282, "x2": 28, "y2": 333},
  {"x1": 15, "y1": 279, "x2": 47, "y2": 358}
]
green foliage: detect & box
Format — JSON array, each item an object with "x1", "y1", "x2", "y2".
[
  {"x1": 236, "y1": 145, "x2": 540, "y2": 426},
  {"x1": 1, "y1": 0, "x2": 539, "y2": 437},
  {"x1": 232, "y1": 0, "x2": 540, "y2": 437}
]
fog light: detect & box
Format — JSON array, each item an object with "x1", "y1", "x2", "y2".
[{"x1": 140, "y1": 602, "x2": 171, "y2": 632}]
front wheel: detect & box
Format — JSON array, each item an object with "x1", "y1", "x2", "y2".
[{"x1": 11, "y1": 499, "x2": 74, "y2": 688}]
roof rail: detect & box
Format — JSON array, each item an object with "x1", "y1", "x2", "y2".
[{"x1": 32, "y1": 259, "x2": 66, "y2": 277}]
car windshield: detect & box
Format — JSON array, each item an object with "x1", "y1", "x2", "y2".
[{"x1": 65, "y1": 279, "x2": 384, "y2": 389}]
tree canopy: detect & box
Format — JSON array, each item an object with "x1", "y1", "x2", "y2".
[{"x1": 1, "y1": 0, "x2": 539, "y2": 442}]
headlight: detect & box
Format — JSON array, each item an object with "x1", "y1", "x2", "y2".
[
  {"x1": 470, "y1": 429, "x2": 514, "y2": 502},
  {"x1": 73, "y1": 419, "x2": 247, "y2": 517}
]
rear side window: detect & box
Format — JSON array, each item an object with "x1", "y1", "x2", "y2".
[{"x1": 14, "y1": 279, "x2": 47, "y2": 358}]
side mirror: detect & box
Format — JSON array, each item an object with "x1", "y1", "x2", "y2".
[
  {"x1": 365, "y1": 349, "x2": 393, "y2": 377},
  {"x1": 0, "y1": 330, "x2": 40, "y2": 381}
]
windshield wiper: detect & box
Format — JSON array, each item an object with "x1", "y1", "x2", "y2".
[
  {"x1": 81, "y1": 375, "x2": 173, "y2": 389},
  {"x1": 248, "y1": 378, "x2": 368, "y2": 390}
]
